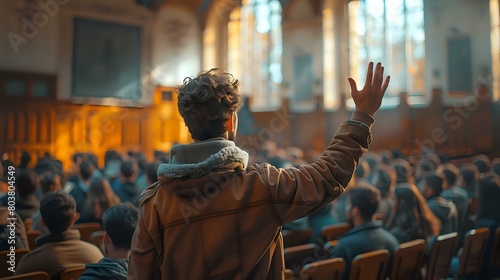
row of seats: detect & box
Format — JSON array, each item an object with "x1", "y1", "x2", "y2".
[
  {"x1": 0, "y1": 266, "x2": 85, "y2": 280},
  {"x1": 283, "y1": 227, "x2": 500, "y2": 280}
]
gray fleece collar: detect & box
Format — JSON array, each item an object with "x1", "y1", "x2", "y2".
[{"x1": 157, "y1": 140, "x2": 249, "y2": 178}]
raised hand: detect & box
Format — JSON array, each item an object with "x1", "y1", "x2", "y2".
[{"x1": 348, "y1": 62, "x2": 390, "y2": 117}]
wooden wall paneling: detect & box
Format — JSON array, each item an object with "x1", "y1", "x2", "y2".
[
  {"x1": 17, "y1": 111, "x2": 26, "y2": 143},
  {"x1": 493, "y1": 101, "x2": 500, "y2": 156},
  {"x1": 7, "y1": 111, "x2": 15, "y2": 142},
  {"x1": 28, "y1": 111, "x2": 38, "y2": 143}
]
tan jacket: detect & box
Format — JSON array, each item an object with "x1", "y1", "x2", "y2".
[
  {"x1": 128, "y1": 111, "x2": 374, "y2": 280},
  {"x1": 15, "y1": 229, "x2": 103, "y2": 278}
]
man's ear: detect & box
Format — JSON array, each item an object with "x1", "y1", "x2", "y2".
[
  {"x1": 71, "y1": 212, "x2": 80, "y2": 225},
  {"x1": 226, "y1": 113, "x2": 234, "y2": 132},
  {"x1": 103, "y1": 232, "x2": 111, "y2": 245}
]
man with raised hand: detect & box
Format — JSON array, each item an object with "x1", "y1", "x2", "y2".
[{"x1": 129, "y1": 62, "x2": 390, "y2": 279}]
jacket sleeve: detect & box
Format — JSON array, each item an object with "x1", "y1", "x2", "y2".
[
  {"x1": 263, "y1": 111, "x2": 374, "y2": 225},
  {"x1": 128, "y1": 206, "x2": 161, "y2": 280}
]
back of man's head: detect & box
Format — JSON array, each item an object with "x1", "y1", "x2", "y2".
[
  {"x1": 422, "y1": 172, "x2": 443, "y2": 196},
  {"x1": 103, "y1": 203, "x2": 139, "y2": 250},
  {"x1": 16, "y1": 169, "x2": 39, "y2": 197},
  {"x1": 120, "y1": 161, "x2": 137, "y2": 179},
  {"x1": 348, "y1": 184, "x2": 381, "y2": 221},
  {"x1": 437, "y1": 163, "x2": 460, "y2": 188},
  {"x1": 473, "y1": 154, "x2": 491, "y2": 173},
  {"x1": 80, "y1": 159, "x2": 94, "y2": 181},
  {"x1": 177, "y1": 68, "x2": 242, "y2": 141},
  {"x1": 40, "y1": 191, "x2": 76, "y2": 234}
]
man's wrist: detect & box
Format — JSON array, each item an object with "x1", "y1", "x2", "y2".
[{"x1": 351, "y1": 111, "x2": 375, "y2": 128}]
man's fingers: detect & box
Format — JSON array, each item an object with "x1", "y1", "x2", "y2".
[
  {"x1": 381, "y1": 76, "x2": 390, "y2": 95},
  {"x1": 348, "y1": 78, "x2": 358, "y2": 98},
  {"x1": 374, "y1": 65, "x2": 383, "y2": 92},
  {"x1": 363, "y1": 62, "x2": 374, "y2": 90}
]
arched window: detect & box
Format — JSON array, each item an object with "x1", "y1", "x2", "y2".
[
  {"x1": 348, "y1": 0, "x2": 425, "y2": 106},
  {"x1": 227, "y1": 0, "x2": 283, "y2": 111}
]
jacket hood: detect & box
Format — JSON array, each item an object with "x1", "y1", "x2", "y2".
[
  {"x1": 82, "y1": 258, "x2": 128, "y2": 279},
  {"x1": 156, "y1": 138, "x2": 248, "y2": 196},
  {"x1": 428, "y1": 196, "x2": 455, "y2": 220}
]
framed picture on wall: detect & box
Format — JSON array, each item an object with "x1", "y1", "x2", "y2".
[{"x1": 71, "y1": 18, "x2": 142, "y2": 106}]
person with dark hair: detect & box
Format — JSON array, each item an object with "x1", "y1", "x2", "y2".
[
  {"x1": 1, "y1": 169, "x2": 40, "y2": 221},
  {"x1": 437, "y1": 163, "x2": 468, "y2": 235},
  {"x1": 14, "y1": 191, "x2": 103, "y2": 277},
  {"x1": 419, "y1": 172, "x2": 458, "y2": 234},
  {"x1": 67, "y1": 159, "x2": 95, "y2": 214},
  {"x1": 31, "y1": 172, "x2": 62, "y2": 235},
  {"x1": 135, "y1": 153, "x2": 149, "y2": 191},
  {"x1": 78, "y1": 177, "x2": 120, "y2": 224},
  {"x1": 80, "y1": 203, "x2": 139, "y2": 280},
  {"x1": 391, "y1": 159, "x2": 414, "y2": 184},
  {"x1": 474, "y1": 175, "x2": 500, "y2": 278},
  {"x1": 18, "y1": 151, "x2": 31, "y2": 169},
  {"x1": 386, "y1": 183, "x2": 441, "y2": 243},
  {"x1": 330, "y1": 184, "x2": 399, "y2": 280},
  {"x1": 146, "y1": 161, "x2": 160, "y2": 185},
  {"x1": 491, "y1": 159, "x2": 500, "y2": 176},
  {"x1": 459, "y1": 163, "x2": 479, "y2": 199},
  {"x1": 129, "y1": 63, "x2": 390, "y2": 279},
  {"x1": 115, "y1": 161, "x2": 140, "y2": 206},
  {"x1": 369, "y1": 164, "x2": 396, "y2": 222},
  {"x1": 472, "y1": 154, "x2": 491, "y2": 174}
]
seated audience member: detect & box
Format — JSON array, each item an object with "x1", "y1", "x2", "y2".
[
  {"x1": 0, "y1": 207, "x2": 28, "y2": 250},
  {"x1": 31, "y1": 172, "x2": 62, "y2": 235},
  {"x1": 475, "y1": 174, "x2": 500, "y2": 278},
  {"x1": 135, "y1": 154, "x2": 149, "y2": 191},
  {"x1": 15, "y1": 191, "x2": 103, "y2": 277},
  {"x1": 67, "y1": 159, "x2": 95, "y2": 214},
  {"x1": 80, "y1": 203, "x2": 139, "y2": 280},
  {"x1": 491, "y1": 159, "x2": 500, "y2": 176},
  {"x1": 386, "y1": 183, "x2": 441, "y2": 243},
  {"x1": 472, "y1": 154, "x2": 491, "y2": 175},
  {"x1": 437, "y1": 163, "x2": 468, "y2": 233},
  {"x1": 1, "y1": 169, "x2": 40, "y2": 221},
  {"x1": 330, "y1": 184, "x2": 399, "y2": 280},
  {"x1": 419, "y1": 172, "x2": 458, "y2": 234},
  {"x1": 391, "y1": 159, "x2": 414, "y2": 184},
  {"x1": 370, "y1": 164, "x2": 397, "y2": 222},
  {"x1": 459, "y1": 163, "x2": 479, "y2": 199},
  {"x1": 18, "y1": 151, "x2": 31, "y2": 169},
  {"x1": 115, "y1": 161, "x2": 140, "y2": 206},
  {"x1": 146, "y1": 162, "x2": 160, "y2": 186},
  {"x1": 78, "y1": 177, "x2": 120, "y2": 224}
]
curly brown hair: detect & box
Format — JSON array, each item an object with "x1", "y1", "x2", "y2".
[{"x1": 177, "y1": 68, "x2": 242, "y2": 141}]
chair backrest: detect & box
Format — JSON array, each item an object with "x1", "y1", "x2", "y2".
[
  {"x1": 23, "y1": 218, "x2": 32, "y2": 231},
  {"x1": 457, "y1": 227, "x2": 490, "y2": 279},
  {"x1": 72, "y1": 222, "x2": 102, "y2": 242},
  {"x1": 284, "y1": 268, "x2": 295, "y2": 280},
  {"x1": 0, "y1": 249, "x2": 31, "y2": 277},
  {"x1": 300, "y1": 258, "x2": 345, "y2": 280},
  {"x1": 89, "y1": 230, "x2": 105, "y2": 249},
  {"x1": 320, "y1": 223, "x2": 352, "y2": 242},
  {"x1": 491, "y1": 228, "x2": 500, "y2": 268},
  {"x1": 1, "y1": 271, "x2": 50, "y2": 280},
  {"x1": 349, "y1": 249, "x2": 390, "y2": 280},
  {"x1": 59, "y1": 266, "x2": 86, "y2": 280},
  {"x1": 283, "y1": 228, "x2": 313, "y2": 248},
  {"x1": 425, "y1": 232, "x2": 459, "y2": 280},
  {"x1": 284, "y1": 243, "x2": 321, "y2": 273},
  {"x1": 26, "y1": 230, "x2": 41, "y2": 250},
  {"x1": 390, "y1": 239, "x2": 426, "y2": 280}
]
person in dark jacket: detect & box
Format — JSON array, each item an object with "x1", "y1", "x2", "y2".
[
  {"x1": 80, "y1": 203, "x2": 138, "y2": 280},
  {"x1": 420, "y1": 172, "x2": 459, "y2": 234},
  {"x1": 114, "y1": 161, "x2": 140, "y2": 207},
  {"x1": 1, "y1": 169, "x2": 40, "y2": 221},
  {"x1": 330, "y1": 184, "x2": 399, "y2": 280}
]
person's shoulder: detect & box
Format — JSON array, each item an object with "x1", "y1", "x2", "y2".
[{"x1": 139, "y1": 181, "x2": 162, "y2": 206}]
